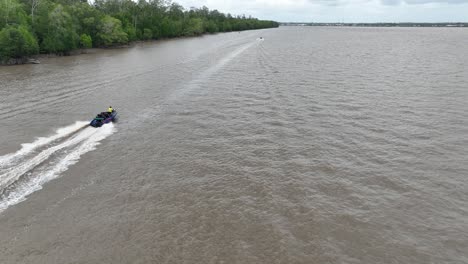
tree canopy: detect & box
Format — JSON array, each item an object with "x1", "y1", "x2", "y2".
[
  {"x1": 0, "y1": 0, "x2": 279, "y2": 62},
  {"x1": 0, "y1": 25, "x2": 39, "y2": 59}
]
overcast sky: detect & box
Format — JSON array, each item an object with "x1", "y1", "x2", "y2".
[{"x1": 175, "y1": 0, "x2": 468, "y2": 22}]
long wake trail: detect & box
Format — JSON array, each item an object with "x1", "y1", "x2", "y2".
[
  {"x1": 169, "y1": 40, "x2": 257, "y2": 100},
  {"x1": 0, "y1": 122, "x2": 115, "y2": 213},
  {"x1": 0, "y1": 121, "x2": 88, "y2": 168}
]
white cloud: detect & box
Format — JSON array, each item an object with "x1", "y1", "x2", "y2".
[{"x1": 175, "y1": 0, "x2": 468, "y2": 22}]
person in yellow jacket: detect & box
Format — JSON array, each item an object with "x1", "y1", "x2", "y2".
[{"x1": 108, "y1": 106, "x2": 113, "y2": 113}]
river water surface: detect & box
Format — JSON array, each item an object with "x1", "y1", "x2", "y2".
[{"x1": 0, "y1": 27, "x2": 467, "y2": 263}]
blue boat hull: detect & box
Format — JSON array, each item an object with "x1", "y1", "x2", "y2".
[{"x1": 90, "y1": 110, "x2": 118, "y2": 127}]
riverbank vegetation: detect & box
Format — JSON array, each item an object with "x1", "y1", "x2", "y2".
[{"x1": 0, "y1": 0, "x2": 279, "y2": 63}]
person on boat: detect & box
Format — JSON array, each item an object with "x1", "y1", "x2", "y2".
[{"x1": 108, "y1": 106, "x2": 113, "y2": 113}]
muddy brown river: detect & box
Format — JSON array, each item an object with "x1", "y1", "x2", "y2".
[{"x1": 1, "y1": 27, "x2": 467, "y2": 263}]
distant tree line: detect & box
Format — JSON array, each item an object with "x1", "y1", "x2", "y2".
[{"x1": 0, "y1": 0, "x2": 279, "y2": 62}]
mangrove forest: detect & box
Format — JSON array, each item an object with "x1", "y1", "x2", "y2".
[{"x1": 0, "y1": 0, "x2": 279, "y2": 63}]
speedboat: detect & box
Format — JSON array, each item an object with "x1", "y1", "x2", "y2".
[{"x1": 90, "y1": 110, "x2": 118, "y2": 127}]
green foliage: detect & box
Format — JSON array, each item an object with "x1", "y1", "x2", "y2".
[
  {"x1": 221, "y1": 21, "x2": 232, "y2": 32},
  {"x1": 0, "y1": 25, "x2": 38, "y2": 60},
  {"x1": 32, "y1": 0, "x2": 55, "y2": 44},
  {"x1": 160, "y1": 17, "x2": 183, "y2": 38},
  {"x1": 0, "y1": 0, "x2": 28, "y2": 29},
  {"x1": 41, "y1": 5, "x2": 78, "y2": 53},
  {"x1": 0, "y1": 0, "x2": 279, "y2": 61},
  {"x1": 204, "y1": 20, "x2": 218, "y2": 33},
  {"x1": 124, "y1": 24, "x2": 137, "y2": 41},
  {"x1": 67, "y1": 2, "x2": 101, "y2": 42},
  {"x1": 142, "y1": 28, "x2": 152, "y2": 40},
  {"x1": 97, "y1": 15, "x2": 128, "y2": 46},
  {"x1": 184, "y1": 18, "x2": 203, "y2": 36},
  {"x1": 79, "y1": 33, "x2": 92, "y2": 48}
]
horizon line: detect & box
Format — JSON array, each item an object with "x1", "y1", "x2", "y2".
[{"x1": 280, "y1": 21, "x2": 468, "y2": 24}]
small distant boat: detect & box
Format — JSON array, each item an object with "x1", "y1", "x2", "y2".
[
  {"x1": 27, "y1": 59, "x2": 40, "y2": 64},
  {"x1": 90, "y1": 110, "x2": 118, "y2": 127}
]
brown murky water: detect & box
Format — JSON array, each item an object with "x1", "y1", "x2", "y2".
[{"x1": 0, "y1": 27, "x2": 467, "y2": 263}]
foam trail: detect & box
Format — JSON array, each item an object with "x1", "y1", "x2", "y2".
[
  {"x1": 0, "y1": 124, "x2": 115, "y2": 212},
  {"x1": 0, "y1": 126, "x2": 100, "y2": 190},
  {"x1": 0, "y1": 121, "x2": 88, "y2": 168},
  {"x1": 200, "y1": 41, "x2": 255, "y2": 80},
  {"x1": 170, "y1": 41, "x2": 255, "y2": 100}
]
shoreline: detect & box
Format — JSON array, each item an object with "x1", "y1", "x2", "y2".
[
  {"x1": 0, "y1": 48, "x2": 98, "y2": 66},
  {"x1": 1, "y1": 44, "x2": 141, "y2": 66},
  {"x1": 0, "y1": 33, "x2": 206, "y2": 66},
  {"x1": 0, "y1": 29, "x2": 269, "y2": 66}
]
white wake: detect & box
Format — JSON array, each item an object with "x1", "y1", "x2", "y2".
[
  {"x1": 0, "y1": 121, "x2": 88, "y2": 168},
  {"x1": 170, "y1": 41, "x2": 256, "y2": 100},
  {"x1": 0, "y1": 122, "x2": 115, "y2": 213}
]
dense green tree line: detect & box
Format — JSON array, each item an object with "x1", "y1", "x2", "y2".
[{"x1": 0, "y1": 0, "x2": 279, "y2": 62}]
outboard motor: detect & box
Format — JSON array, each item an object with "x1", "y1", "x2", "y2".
[{"x1": 90, "y1": 119, "x2": 103, "y2": 127}]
